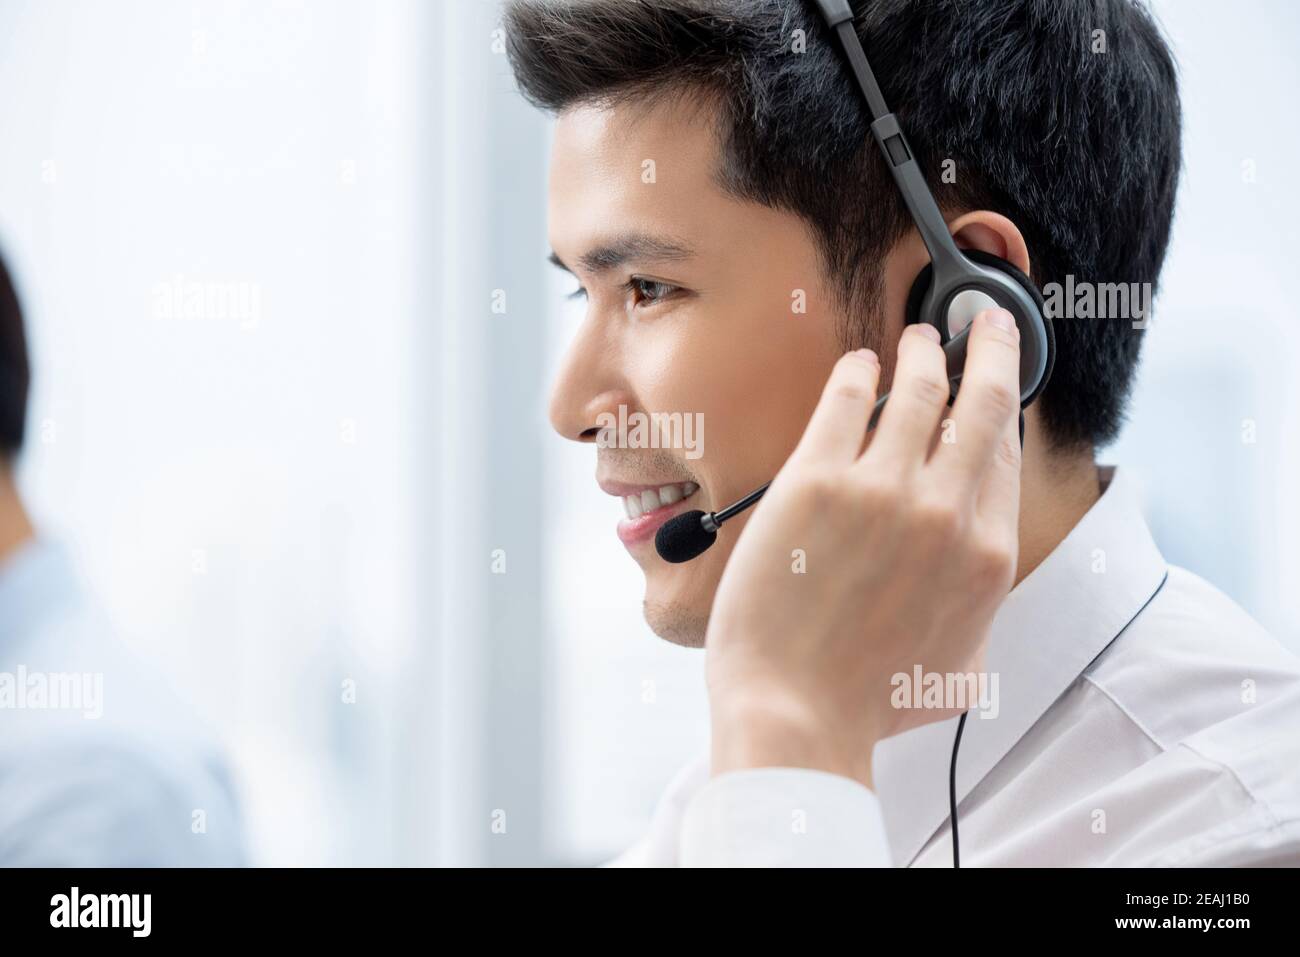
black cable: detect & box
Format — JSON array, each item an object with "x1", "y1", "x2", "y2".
[
  {"x1": 949, "y1": 409, "x2": 1026, "y2": 868},
  {"x1": 949, "y1": 710, "x2": 968, "y2": 868}
]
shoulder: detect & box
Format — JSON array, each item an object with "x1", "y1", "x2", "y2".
[
  {"x1": 0, "y1": 732, "x2": 246, "y2": 866},
  {"x1": 1086, "y1": 563, "x2": 1300, "y2": 741},
  {"x1": 1080, "y1": 564, "x2": 1300, "y2": 864},
  {"x1": 0, "y1": 542, "x2": 245, "y2": 866}
]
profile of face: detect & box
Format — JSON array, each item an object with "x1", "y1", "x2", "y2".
[
  {"x1": 547, "y1": 93, "x2": 1022, "y2": 646},
  {"x1": 547, "y1": 95, "x2": 1041, "y2": 649},
  {"x1": 546, "y1": 97, "x2": 857, "y2": 647}
]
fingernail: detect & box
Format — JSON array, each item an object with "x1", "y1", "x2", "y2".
[
  {"x1": 985, "y1": 309, "x2": 1017, "y2": 334},
  {"x1": 913, "y1": 323, "x2": 941, "y2": 342},
  {"x1": 855, "y1": 348, "x2": 879, "y2": 365}
]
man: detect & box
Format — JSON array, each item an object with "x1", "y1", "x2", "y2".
[
  {"x1": 505, "y1": 0, "x2": 1300, "y2": 866},
  {"x1": 0, "y1": 250, "x2": 244, "y2": 865}
]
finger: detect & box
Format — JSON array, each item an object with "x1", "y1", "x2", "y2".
[
  {"x1": 859, "y1": 323, "x2": 951, "y2": 472},
  {"x1": 929, "y1": 309, "x2": 1022, "y2": 500},
  {"x1": 976, "y1": 392, "x2": 1023, "y2": 530},
  {"x1": 789, "y1": 349, "x2": 881, "y2": 466}
]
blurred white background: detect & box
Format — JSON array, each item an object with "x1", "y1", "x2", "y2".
[{"x1": 0, "y1": 0, "x2": 1295, "y2": 867}]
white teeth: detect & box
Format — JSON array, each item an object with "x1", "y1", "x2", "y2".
[{"x1": 621, "y1": 482, "x2": 698, "y2": 520}]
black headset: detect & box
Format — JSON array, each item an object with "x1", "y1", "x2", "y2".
[
  {"x1": 655, "y1": 0, "x2": 1058, "y2": 868},
  {"x1": 811, "y1": 0, "x2": 1056, "y2": 869},
  {"x1": 656, "y1": 0, "x2": 1054, "y2": 563},
  {"x1": 814, "y1": 0, "x2": 1055, "y2": 407}
]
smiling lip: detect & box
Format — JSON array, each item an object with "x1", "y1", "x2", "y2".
[{"x1": 599, "y1": 479, "x2": 701, "y2": 549}]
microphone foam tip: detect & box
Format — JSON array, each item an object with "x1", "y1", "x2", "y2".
[{"x1": 655, "y1": 510, "x2": 717, "y2": 564}]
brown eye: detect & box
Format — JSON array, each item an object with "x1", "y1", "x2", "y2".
[{"x1": 627, "y1": 277, "x2": 677, "y2": 305}]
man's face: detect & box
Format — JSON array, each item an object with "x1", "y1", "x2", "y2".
[{"x1": 546, "y1": 98, "x2": 876, "y2": 646}]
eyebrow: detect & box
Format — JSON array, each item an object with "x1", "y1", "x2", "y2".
[{"x1": 547, "y1": 233, "x2": 697, "y2": 275}]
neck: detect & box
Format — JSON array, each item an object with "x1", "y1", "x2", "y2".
[
  {"x1": 0, "y1": 464, "x2": 35, "y2": 566},
  {"x1": 1015, "y1": 428, "x2": 1100, "y2": 586}
]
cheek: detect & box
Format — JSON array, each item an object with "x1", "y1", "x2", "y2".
[
  {"x1": 682, "y1": 315, "x2": 838, "y2": 498},
  {"x1": 635, "y1": 299, "x2": 839, "y2": 629},
  {"x1": 625, "y1": 293, "x2": 839, "y2": 505}
]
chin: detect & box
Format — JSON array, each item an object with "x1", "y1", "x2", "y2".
[
  {"x1": 642, "y1": 598, "x2": 710, "y2": 649},
  {"x1": 638, "y1": 545, "x2": 729, "y2": 649}
]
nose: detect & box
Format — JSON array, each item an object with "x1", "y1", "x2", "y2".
[{"x1": 548, "y1": 319, "x2": 635, "y2": 445}]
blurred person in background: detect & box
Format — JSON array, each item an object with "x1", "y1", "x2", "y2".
[{"x1": 0, "y1": 248, "x2": 244, "y2": 865}]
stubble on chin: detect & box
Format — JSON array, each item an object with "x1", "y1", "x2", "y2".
[{"x1": 643, "y1": 599, "x2": 709, "y2": 649}]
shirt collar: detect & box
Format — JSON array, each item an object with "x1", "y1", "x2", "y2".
[{"x1": 871, "y1": 465, "x2": 1169, "y2": 865}]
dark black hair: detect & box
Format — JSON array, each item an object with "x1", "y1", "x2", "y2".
[
  {"x1": 503, "y1": 0, "x2": 1183, "y2": 451},
  {"x1": 0, "y1": 248, "x2": 29, "y2": 458}
]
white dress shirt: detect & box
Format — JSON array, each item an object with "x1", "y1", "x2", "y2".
[
  {"x1": 606, "y1": 466, "x2": 1300, "y2": 866},
  {"x1": 0, "y1": 538, "x2": 245, "y2": 865}
]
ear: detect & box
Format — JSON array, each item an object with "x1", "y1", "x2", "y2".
[{"x1": 947, "y1": 211, "x2": 1032, "y2": 278}]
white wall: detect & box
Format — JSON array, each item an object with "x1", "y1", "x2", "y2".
[{"x1": 1110, "y1": 0, "x2": 1300, "y2": 640}]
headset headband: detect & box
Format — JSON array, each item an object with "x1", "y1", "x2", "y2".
[
  {"x1": 811, "y1": 0, "x2": 1053, "y2": 407},
  {"x1": 812, "y1": 0, "x2": 970, "y2": 281}
]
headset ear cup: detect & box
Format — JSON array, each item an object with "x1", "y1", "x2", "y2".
[{"x1": 903, "y1": 248, "x2": 1055, "y2": 407}]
